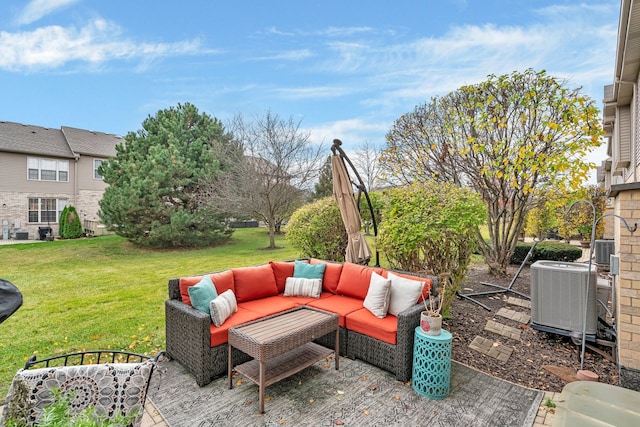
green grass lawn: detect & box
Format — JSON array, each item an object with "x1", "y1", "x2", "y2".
[{"x1": 0, "y1": 228, "x2": 301, "y2": 396}]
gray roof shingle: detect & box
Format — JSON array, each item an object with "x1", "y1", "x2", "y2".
[
  {"x1": 0, "y1": 121, "x2": 74, "y2": 158},
  {"x1": 0, "y1": 121, "x2": 123, "y2": 159},
  {"x1": 61, "y1": 126, "x2": 122, "y2": 157}
]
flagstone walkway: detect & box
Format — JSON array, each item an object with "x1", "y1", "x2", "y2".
[{"x1": 469, "y1": 296, "x2": 531, "y2": 363}]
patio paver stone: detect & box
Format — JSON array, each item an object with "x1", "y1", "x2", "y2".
[
  {"x1": 496, "y1": 307, "x2": 531, "y2": 324},
  {"x1": 469, "y1": 335, "x2": 514, "y2": 362},
  {"x1": 485, "y1": 319, "x2": 522, "y2": 341},
  {"x1": 506, "y1": 296, "x2": 531, "y2": 309}
]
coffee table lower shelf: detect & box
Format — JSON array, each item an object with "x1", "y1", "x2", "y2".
[{"x1": 234, "y1": 342, "x2": 333, "y2": 388}]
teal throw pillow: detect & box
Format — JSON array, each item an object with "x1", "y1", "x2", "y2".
[
  {"x1": 187, "y1": 275, "x2": 218, "y2": 315},
  {"x1": 293, "y1": 260, "x2": 326, "y2": 280}
]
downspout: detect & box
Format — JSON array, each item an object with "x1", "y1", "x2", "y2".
[{"x1": 74, "y1": 156, "x2": 79, "y2": 208}]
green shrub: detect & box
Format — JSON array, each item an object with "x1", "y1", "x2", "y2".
[
  {"x1": 5, "y1": 389, "x2": 135, "y2": 427},
  {"x1": 510, "y1": 241, "x2": 582, "y2": 264},
  {"x1": 376, "y1": 182, "x2": 486, "y2": 316},
  {"x1": 58, "y1": 205, "x2": 69, "y2": 238},
  {"x1": 61, "y1": 206, "x2": 84, "y2": 239},
  {"x1": 286, "y1": 197, "x2": 348, "y2": 261}
]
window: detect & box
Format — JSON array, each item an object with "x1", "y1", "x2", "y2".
[
  {"x1": 27, "y1": 157, "x2": 69, "y2": 182},
  {"x1": 94, "y1": 159, "x2": 103, "y2": 180},
  {"x1": 28, "y1": 198, "x2": 67, "y2": 223}
]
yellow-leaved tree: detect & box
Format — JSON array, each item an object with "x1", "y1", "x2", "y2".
[{"x1": 381, "y1": 69, "x2": 604, "y2": 276}]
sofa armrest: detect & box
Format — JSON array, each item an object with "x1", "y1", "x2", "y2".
[
  {"x1": 395, "y1": 303, "x2": 424, "y2": 381},
  {"x1": 168, "y1": 278, "x2": 181, "y2": 301},
  {"x1": 165, "y1": 299, "x2": 213, "y2": 386}
]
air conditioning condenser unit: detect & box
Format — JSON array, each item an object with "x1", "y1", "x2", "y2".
[
  {"x1": 530, "y1": 261, "x2": 597, "y2": 338},
  {"x1": 594, "y1": 239, "x2": 615, "y2": 266}
]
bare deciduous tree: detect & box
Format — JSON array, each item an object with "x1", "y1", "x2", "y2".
[
  {"x1": 201, "y1": 111, "x2": 324, "y2": 249},
  {"x1": 351, "y1": 141, "x2": 382, "y2": 191}
]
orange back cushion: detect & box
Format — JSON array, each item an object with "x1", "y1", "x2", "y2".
[
  {"x1": 232, "y1": 264, "x2": 279, "y2": 303},
  {"x1": 336, "y1": 262, "x2": 385, "y2": 300},
  {"x1": 310, "y1": 259, "x2": 343, "y2": 294},
  {"x1": 179, "y1": 270, "x2": 235, "y2": 306},
  {"x1": 210, "y1": 270, "x2": 235, "y2": 295},
  {"x1": 269, "y1": 261, "x2": 295, "y2": 293}
]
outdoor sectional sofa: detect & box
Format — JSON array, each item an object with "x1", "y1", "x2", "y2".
[{"x1": 165, "y1": 259, "x2": 437, "y2": 387}]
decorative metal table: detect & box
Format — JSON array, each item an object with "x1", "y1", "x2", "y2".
[{"x1": 412, "y1": 326, "x2": 452, "y2": 399}]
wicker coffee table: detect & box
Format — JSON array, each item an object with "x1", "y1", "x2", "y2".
[{"x1": 227, "y1": 306, "x2": 339, "y2": 412}]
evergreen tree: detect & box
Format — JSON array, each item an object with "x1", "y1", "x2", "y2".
[
  {"x1": 98, "y1": 103, "x2": 238, "y2": 247},
  {"x1": 58, "y1": 206, "x2": 69, "y2": 238},
  {"x1": 62, "y1": 206, "x2": 83, "y2": 239},
  {"x1": 312, "y1": 156, "x2": 333, "y2": 200}
]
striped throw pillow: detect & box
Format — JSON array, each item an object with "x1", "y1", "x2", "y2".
[
  {"x1": 283, "y1": 277, "x2": 322, "y2": 298},
  {"x1": 209, "y1": 289, "x2": 237, "y2": 327}
]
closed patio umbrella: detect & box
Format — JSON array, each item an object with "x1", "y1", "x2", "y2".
[{"x1": 332, "y1": 154, "x2": 371, "y2": 264}]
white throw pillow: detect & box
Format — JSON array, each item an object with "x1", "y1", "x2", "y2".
[
  {"x1": 363, "y1": 272, "x2": 392, "y2": 318},
  {"x1": 209, "y1": 289, "x2": 237, "y2": 327},
  {"x1": 387, "y1": 272, "x2": 425, "y2": 316},
  {"x1": 283, "y1": 277, "x2": 322, "y2": 298}
]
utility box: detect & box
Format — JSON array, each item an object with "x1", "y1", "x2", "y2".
[
  {"x1": 530, "y1": 261, "x2": 598, "y2": 337},
  {"x1": 15, "y1": 231, "x2": 28, "y2": 240}
]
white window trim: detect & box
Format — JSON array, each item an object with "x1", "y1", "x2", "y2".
[
  {"x1": 28, "y1": 198, "x2": 67, "y2": 223},
  {"x1": 27, "y1": 157, "x2": 69, "y2": 182},
  {"x1": 94, "y1": 159, "x2": 104, "y2": 180}
]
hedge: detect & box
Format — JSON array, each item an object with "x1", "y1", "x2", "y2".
[{"x1": 510, "y1": 241, "x2": 582, "y2": 265}]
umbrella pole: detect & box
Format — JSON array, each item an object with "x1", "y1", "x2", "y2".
[{"x1": 331, "y1": 139, "x2": 380, "y2": 267}]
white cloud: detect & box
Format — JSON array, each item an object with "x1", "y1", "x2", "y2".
[
  {"x1": 319, "y1": 26, "x2": 375, "y2": 37},
  {"x1": 307, "y1": 118, "x2": 388, "y2": 147},
  {"x1": 15, "y1": 0, "x2": 80, "y2": 25},
  {"x1": 274, "y1": 85, "x2": 354, "y2": 100},
  {"x1": 0, "y1": 19, "x2": 204, "y2": 72},
  {"x1": 252, "y1": 49, "x2": 314, "y2": 61}
]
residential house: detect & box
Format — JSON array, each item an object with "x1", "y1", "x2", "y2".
[
  {"x1": 0, "y1": 121, "x2": 122, "y2": 240},
  {"x1": 600, "y1": 0, "x2": 640, "y2": 391}
]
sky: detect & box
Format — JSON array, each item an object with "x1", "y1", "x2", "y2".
[{"x1": 0, "y1": 0, "x2": 622, "y2": 181}]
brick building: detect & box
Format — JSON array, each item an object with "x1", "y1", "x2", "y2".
[
  {"x1": 0, "y1": 121, "x2": 121, "y2": 240},
  {"x1": 601, "y1": 0, "x2": 640, "y2": 390}
]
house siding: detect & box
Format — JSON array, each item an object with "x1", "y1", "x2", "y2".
[{"x1": 76, "y1": 157, "x2": 108, "y2": 192}]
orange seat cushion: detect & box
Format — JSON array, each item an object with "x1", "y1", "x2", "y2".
[
  {"x1": 306, "y1": 295, "x2": 364, "y2": 327},
  {"x1": 209, "y1": 308, "x2": 265, "y2": 347},
  {"x1": 335, "y1": 262, "x2": 385, "y2": 300},
  {"x1": 346, "y1": 308, "x2": 398, "y2": 345},
  {"x1": 278, "y1": 291, "x2": 334, "y2": 306},
  {"x1": 382, "y1": 271, "x2": 434, "y2": 303},
  {"x1": 269, "y1": 261, "x2": 295, "y2": 293},
  {"x1": 179, "y1": 270, "x2": 235, "y2": 306},
  {"x1": 238, "y1": 296, "x2": 299, "y2": 316},
  {"x1": 232, "y1": 265, "x2": 279, "y2": 303},
  {"x1": 311, "y1": 259, "x2": 343, "y2": 294}
]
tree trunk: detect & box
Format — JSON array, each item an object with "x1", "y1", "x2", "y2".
[{"x1": 268, "y1": 224, "x2": 276, "y2": 249}]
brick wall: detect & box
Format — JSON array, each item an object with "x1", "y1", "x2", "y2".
[
  {"x1": 0, "y1": 190, "x2": 105, "y2": 240},
  {"x1": 615, "y1": 189, "x2": 640, "y2": 390}
]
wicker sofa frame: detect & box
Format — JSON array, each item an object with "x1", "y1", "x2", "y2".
[{"x1": 165, "y1": 264, "x2": 437, "y2": 387}]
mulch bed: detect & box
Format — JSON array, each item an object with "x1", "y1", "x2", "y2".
[{"x1": 444, "y1": 263, "x2": 619, "y2": 393}]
